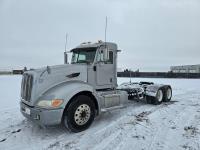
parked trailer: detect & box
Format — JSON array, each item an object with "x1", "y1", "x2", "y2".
[{"x1": 20, "y1": 41, "x2": 172, "y2": 132}]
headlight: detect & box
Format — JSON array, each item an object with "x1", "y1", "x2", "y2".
[{"x1": 37, "y1": 99, "x2": 64, "y2": 108}]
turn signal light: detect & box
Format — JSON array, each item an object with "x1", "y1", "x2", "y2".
[{"x1": 51, "y1": 99, "x2": 63, "y2": 107}]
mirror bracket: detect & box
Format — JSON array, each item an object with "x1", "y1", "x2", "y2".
[{"x1": 103, "y1": 47, "x2": 109, "y2": 61}]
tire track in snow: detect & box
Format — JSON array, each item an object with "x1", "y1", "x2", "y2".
[
  {"x1": 98, "y1": 104, "x2": 170, "y2": 150},
  {"x1": 76, "y1": 102, "x2": 174, "y2": 150},
  {"x1": 47, "y1": 102, "x2": 161, "y2": 150},
  {"x1": 109, "y1": 91, "x2": 192, "y2": 150},
  {"x1": 146, "y1": 92, "x2": 200, "y2": 150}
]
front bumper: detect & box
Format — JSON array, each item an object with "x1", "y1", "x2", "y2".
[{"x1": 20, "y1": 101, "x2": 64, "y2": 127}]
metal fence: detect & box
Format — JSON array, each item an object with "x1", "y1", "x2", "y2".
[
  {"x1": 1, "y1": 70, "x2": 200, "y2": 78},
  {"x1": 117, "y1": 71, "x2": 200, "y2": 79},
  {"x1": 0, "y1": 70, "x2": 23, "y2": 75}
]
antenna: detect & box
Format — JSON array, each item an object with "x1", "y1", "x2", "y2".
[
  {"x1": 129, "y1": 69, "x2": 132, "y2": 83},
  {"x1": 64, "y1": 33, "x2": 68, "y2": 53},
  {"x1": 104, "y1": 16, "x2": 107, "y2": 45}
]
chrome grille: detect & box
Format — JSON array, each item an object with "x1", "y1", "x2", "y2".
[{"x1": 21, "y1": 74, "x2": 33, "y2": 102}]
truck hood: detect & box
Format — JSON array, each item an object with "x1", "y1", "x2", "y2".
[{"x1": 23, "y1": 64, "x2": 87, "y2": 106}]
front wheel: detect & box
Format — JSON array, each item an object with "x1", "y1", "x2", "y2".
[{"x1": 63, "y1": 95, "x2": 95, "y2": 133}]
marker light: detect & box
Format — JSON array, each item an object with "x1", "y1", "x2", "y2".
[{"x1": 51, "y1": 99, "x2": 64, "y2": 107}]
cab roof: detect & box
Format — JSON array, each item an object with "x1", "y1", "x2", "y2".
[{"x1": 70, "y1": 41, "x2": 117, "y2": 52}]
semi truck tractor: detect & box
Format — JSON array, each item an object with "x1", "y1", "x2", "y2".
[{"x1": 20, "y1": 41, "x2": 172, "y2": 132}]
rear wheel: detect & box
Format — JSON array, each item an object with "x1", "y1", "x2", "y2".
[
  {"x1": 63, "y1": 95, "x2": 95, "y2": 133},
  {"x1": 163, "y1": 87, "x2": 172, "y2": 102},
  {"x1": 151, "y1": 89, "x2": 163, "y2": 105}
]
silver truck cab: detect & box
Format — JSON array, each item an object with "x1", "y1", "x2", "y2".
[{"x1": 20, "y1": 41, "x2": 172, "y2": 132}]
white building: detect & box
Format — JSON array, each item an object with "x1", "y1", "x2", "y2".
[{"x1": 170, "y1": 64, "x2": 200, "y2": 73}]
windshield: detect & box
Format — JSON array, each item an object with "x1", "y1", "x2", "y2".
[{"x1": 71, "y1": 48, "x2": 96, "y2": 64}]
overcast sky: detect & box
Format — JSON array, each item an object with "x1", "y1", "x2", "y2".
[{"x1": 0, "y1": 0, "x2": 200, "y2": 71}]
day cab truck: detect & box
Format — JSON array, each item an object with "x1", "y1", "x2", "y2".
[{"x1": 20, "y1": 41, "x2": 172, "y2": 132}]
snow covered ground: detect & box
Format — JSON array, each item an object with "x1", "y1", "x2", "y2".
[{"x1": 0, "y1": 76, "x2": 200, "y2": 150}]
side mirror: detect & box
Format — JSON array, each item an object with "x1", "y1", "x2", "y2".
[
  {"x1": 103, "y1": 48, "x2": 109, "y2": 61},
  {"x1": 64, "y1": 52, "x2": 68, "y2": 64}
]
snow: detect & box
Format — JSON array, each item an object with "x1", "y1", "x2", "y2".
[{"x1": 0, "y1": 76, "x2": 200, "y2": 150}]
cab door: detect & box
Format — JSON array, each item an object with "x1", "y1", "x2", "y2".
[{"x1": 95, "y1": 47, "x2": 114, "y2": 87}]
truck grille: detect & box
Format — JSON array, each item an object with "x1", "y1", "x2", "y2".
[{"x1": 21, "y1": 74, "x2": 33, "y2": 102}]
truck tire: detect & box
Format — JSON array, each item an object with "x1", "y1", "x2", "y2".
[
  {"x1": 163, "y1": 86, "x2": 172, "y2": 102},
  {"x1": 63, "y1": 95, "x2": 95, "y2": 133},
  {"x1": 151, "y1": 89, "x2": 164, "y2": 105}
]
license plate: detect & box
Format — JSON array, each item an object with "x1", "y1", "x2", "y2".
[{"x1": 24, "y1": 107, "x2": 31, "y2": 115}]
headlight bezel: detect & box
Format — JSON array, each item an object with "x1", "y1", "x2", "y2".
[{"x1": 37, "y1": 99, "x2": 64, "y2": 108}]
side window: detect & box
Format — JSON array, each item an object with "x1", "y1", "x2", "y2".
[{"x1": 97, "y1": 50, "x2": 113, "y2": 64}]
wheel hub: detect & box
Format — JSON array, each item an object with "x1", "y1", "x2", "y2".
[
  {"x1": 80, "y1": 111, "x2": 87, "y2": 118},
  {"x1": 74, "y1": 104, "x2": 91, "y2": 125}
]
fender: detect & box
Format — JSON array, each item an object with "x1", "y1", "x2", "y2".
[
  {"x1": 36, "y1": 80, "x2": 100, "y2": 112},
  {"x1": 145, "y1": 84, "x2": 171, "y2": 97}
]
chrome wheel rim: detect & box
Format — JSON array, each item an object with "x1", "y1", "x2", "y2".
[
  {"x1": 74, "y1": 104, "x2": 91, "y2": 125},
  {"x1": 157, "y1": 90, "x2": 163, "y2": 102},
  {"x1": 167, "y1": 88, "x2": 172, "y2": 99}
]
